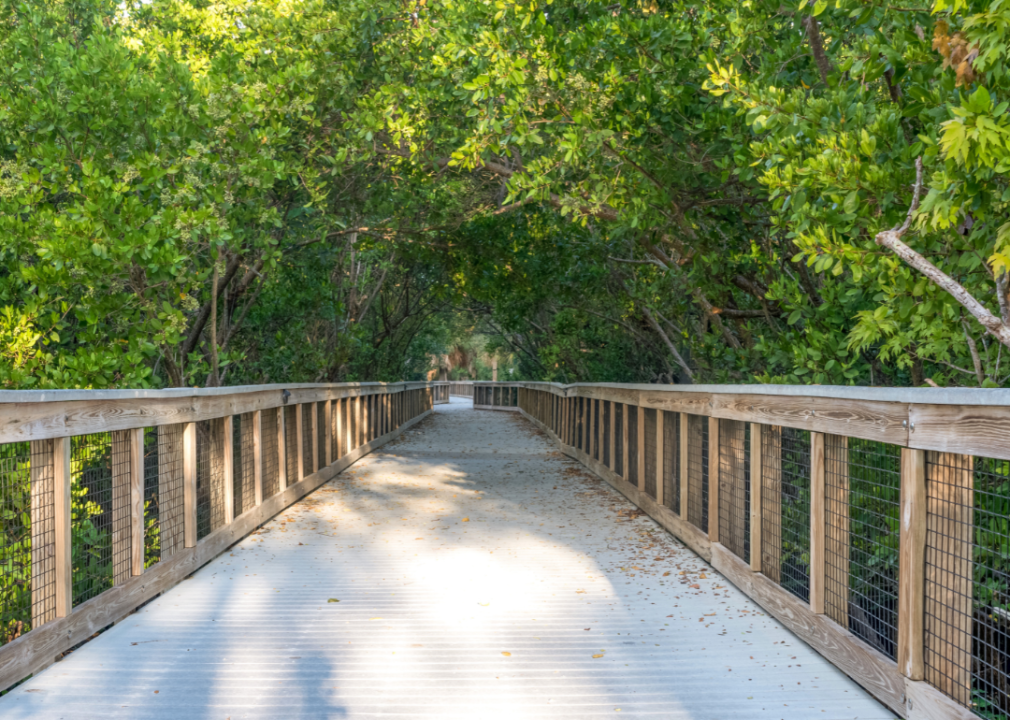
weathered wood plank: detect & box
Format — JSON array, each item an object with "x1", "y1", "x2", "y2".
[
  {"x1": 30, "y1": 439, "x2": 56, "y2": 629},
  {"x1": 810, "y1": 431, "x2": 825, "y2": 615},
  {"x1": 223, "y1": 416, "x2": 234, "y2": 526},
  {"x1": 761, "y1": 426, "x2": 782, "y2": 583},
  {"x1": 708, "y1": 416, "x2": 720, "y2": 544},
  {"x1": 910, "y1": 403, "x2": 1010, "y2": 460},
  {"x1": 898, "y1": 448, "x2": 926, "y2": 681},
  {"x1": 656, "y1": 410, "x2": 664, "y2": 507},
  {"x1": 253, "y1": 410, "x2": 263, "y2": 507},
  {"x1": 823, "y1": 434, "x2": 849, "y2": 627},
  {"x1": 183, "y1": 423, "x2": 197, "y2": 548},
  {"x1": 750, "y1": 422, "x2": 762, "y2": 572},
  {"x1": 129, "y1": 428, "x2": 144, "y2": 577},
  {"x1": 53, "y1": 438, "x2": 71, "y2": 619}
]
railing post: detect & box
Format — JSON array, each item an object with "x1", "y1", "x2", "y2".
[
  {"x1": 277, "y1": 408, "x2": 287, "y2": 492},
  {"x1": 898, "y1": 447, "x2": 926, "y2": 681},
  {"x1": 296, "y1": 404, "x2": 305, "y2": 482},
  {"x1": 324, "y1": 400, "x2": 333, "y2": 466},
  {"x1": 183, "y1": 422, "x2": 197, "y2": 548},
  {"x1": 679, "y1": 413, "x2": 688, "y2": 517},
  {"x1": 587, "y1": 398, "x2": 593, "y2": 458},
  {"x1": 749, "y1": 423, "x2": 762, "y2": 572},
  {"x1": 655, "y1": 410, "x2": 664, "y2": 506},
  {"x1": 310, "y1": 401, "x2": 319, "y2": 474},
  {"x1": 637, "y1": 405, "x2": 646, "y2": 492},
  {"x1": 608, "y1": 401, "x2": 616, "y2": 470},
  {"x1": 810, "y1": 431, "x2": 825, "y2": 614},
  {"x1": 621, "y1": 403, "x2": 629, "y2": 478},
  {"x1": 253, "y1": 410, "x2": 263, "y2": 506},
  {"x1": 130, "y1": 427, "x2": 145, "y2": 576},
  {"x1": 708, "y1": 417, "x2": 720, "y2": 543},
  {"x1": 223, "y1": 415, "x2": 234, "y2": 524},
  {"x1": 53, "y1": 437, "x2": 72, "y2": 618}
]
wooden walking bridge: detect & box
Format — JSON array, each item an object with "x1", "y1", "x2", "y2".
[{"x1": 0, "y1": 380, "x2": 1003, "y2": 719}]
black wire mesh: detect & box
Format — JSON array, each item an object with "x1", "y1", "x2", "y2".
[
  {"x1": 261, "y1": 409, "x2": 280, "y2": 498},
  {"x1": 1, "y1": 442, "x2": 45, "y2": 645},
  {"x1": 760, "y1": 426, "x2": 811, "y2": 602},
  {"x1": 824, "y1": 436, "x2": 900, "y2": 661},
  {"x1": 687, "y1": 414, "x2": 709, "y2": 533},
  {"x1": 236, "y1": 413, "x2": 255, "y2": 516},
  {"x1": 284, "y1": 406, "x2": 299, "y2": 483},
  {"x1": 196, "y1": 419, "x2": 226, "y2": 540},
  {"x1": 644, "y1": 409, "x2": 657, "y2": 499},
  {"x1": 628, "y1": 406, "x2": 639, "y2": 484},
  {"x1": 662, "y1": 411, "x2": 680, "y2": 514},
  {"x1": 614, "y1": 403, "x2": 624, "y2": 473},
  {"x1": 924, "y1": 451, "x2": 1010, "y2": 716},
  {"x1": 71, "y1": 433, "x2": 126, "y2": 606},
  {"x1": 603, "y1": 402, "x2": 611, "y2": 469},
  {"x1": 152, "y1": 424, "x2": 185, "y2": 563},
  {"x1": 718, "y1": 421, "x2": 750, "y2": 562}
]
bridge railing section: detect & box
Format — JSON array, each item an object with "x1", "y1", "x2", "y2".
[
  {"x1": 473, "y1": 382, "x2": 520, "y2": 409},
  {"x1": 448, "y1": 381, "x2": 475, "y2": 398},
  {"x1": 0, "y1": 381, "x2": 441, "y2": 692},
  {"x1": 507, "y1": 380, "x2": 1010, "y2": 720}
]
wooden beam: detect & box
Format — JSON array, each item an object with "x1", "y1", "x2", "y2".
[
  {"x1": 760, "y1": 426, "x2": 782, "y2": 582},
  {"x1": 679, "y1": 413, "x2": 688, "y2": 518},
  {"x1": 810, "y1": 431, "x2": 826, "y2": 614},
  {"x1": 708, "y1": 416, "x2": 720, "y2": 544},
  {"x1": 637, "y1": 405, "x2": 646, "y2": 492},
  {"x1": 656, "y1": 410, "x2": 665, "y2": 507},
  {"x1": 609, "y1": 402, "x2": 616, "y2": 471},
  {"x1": 295, "y1": 404, "x2": 305, "y2": 483},
  {"x1": 183, "y1": 423, "x2": 197, "y2": 548},
  {"x1": 253, "y1": 410, "x2": 263, "y2": 507},
  {"x1": 277, "y1": 407, "x2": 287, "y2": 492},
  {"x1": 310, "y1": 401, "x2": 319, "y2": 474},
  {"x1": 223, "y1": 416, "x2": 235, "y2": 525},
  {"x1": 898, "y1": 448, "x2": 926, "y2": 681},
  {"x1": 53, "y1": 438, "x2": 72, "y2": 618},
  {"x1": 824, "y1": 435, "x2": 850, "y2": 627},
  {"x1": 750, "y1": 423, "x2": 763, "y2": 572},
  {"x1": 130, "y1": 428, "x2": 145, "y2": 577}
]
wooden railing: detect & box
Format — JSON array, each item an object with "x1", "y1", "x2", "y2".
[
  {"x1": 473, "y1": 382, "x2": 519, "y2": 409},
  {"x1": 0, "y1": 380, "x2": 445, "y2": 692},
  {"x1": 448, "y1": 381, "x2": 475, "y2": 398},
  {"x1": 509, "y1": 381, "x2": 1010, "y2": 720}
]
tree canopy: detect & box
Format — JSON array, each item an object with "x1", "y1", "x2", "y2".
[{"x1": 2, "y1": 0, "x2": 1008, "y2": 388}]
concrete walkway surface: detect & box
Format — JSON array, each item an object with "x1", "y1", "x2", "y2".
[{"x1": 0, "y1": 398, "x2": 895, "y2": 719}]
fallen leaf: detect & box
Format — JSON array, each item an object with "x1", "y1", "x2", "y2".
[
  {"x1": 592, "y1": 653, "x2": 605, "y2": 659},
  {"x1": 690, "y1": 584, "x2": 700, "y2": 589},
  {"x1": 462, "y1": 517, "x2": 470, "y2": 522},
  {"x1": 662, "y1": 572, "x2": 671, "y2": 577},
  {"x1": 327, "y1": 599, "x2": 340, "y2": 603},
  {"x1": 501, "y1": 651, "x2": 511, "y2": 657}
]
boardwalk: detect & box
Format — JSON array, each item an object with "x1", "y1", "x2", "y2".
[{"x1": 1, "y1": 398, "x2": 893, "y2": 719}]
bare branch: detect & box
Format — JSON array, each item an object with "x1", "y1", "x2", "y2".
[{"x1": 641, "y1": 306, "x2": 694, "y2": 382}]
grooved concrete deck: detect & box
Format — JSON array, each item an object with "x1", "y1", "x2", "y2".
[{"x1": 0, "y1": 398, "x2": 894, "y2": 719}]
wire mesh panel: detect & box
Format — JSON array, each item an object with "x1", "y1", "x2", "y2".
[
  {"x1": 196, "y1": 419, "x2": 226, "y2": 541},
  {"x1": 644, "y1": 409, "x2": 657, "y2": 499},
  {"x1": 261, "y1": 409, "x2": 280, "y2": 499},
  {"x1": 614, "y1": 404, "x2": 624, "y2": 473},
  {"x1": 761, "y1": 426, "x2": 811, "y2": 602},
  {"x1": 153, "y1": 424, "x2": 184, "y2": 563},
  {"x1": 924, "y1": 452, "x2": 1010, "y2": 716},
  {"x1": 603, "y1": 402, "x2": 611, "y2": 469},
  {"x1": 824, "y1": 436, "x2": 901, "y2": 660},
  {"x1": 284, "y1": 406, "x2": 299, "y2": 483},
  {"x1": 687, "y1": 414, "x2": 709, "y2": 533},
  {"x1": 1, "y1": 442, "x2": 49, "y2": 646},
  {"x1": 628, "y1": 406, "x2": 639, "y2": 485},
  {"x1": 663, "y1": 411, "x2": 680, "y2": 514},
  {"x1": 237, "y1": 413, "x2": 255, "y2": 516},
  {"x1": 718, "y1": 420, "x2": 750, "y2": 561},
  {"x1": 71, "y1": 433, "x2": 128, "y2": 606}
]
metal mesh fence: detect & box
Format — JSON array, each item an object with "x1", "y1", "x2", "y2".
[
  {"x1": 644, "y1": 409, "x2": 657, "y2": 499},
  {"x1": 285, "y1": 406, "x2": 299, "y2": 483},
  {"x1": 152, "y1": 424, "x2": 184, "y2": 563},
  {"x1": 196, "y1": 419, "x2": 226, "y2": 540},
  {"x1": 663, "y1": 411, "x2": 680, "y2": 514},
  {"x1": 718, "y1": 421, "x2": 750, "y2": 561},
  {"x1": 1, "y1": 442, "x2": 45, "y2": 645},
  {"x1": 824, "y1": 436, "x2": 900, "y2": 660},
  {"x1": 924, "y1": 451, "x2": 1010, "y2": 716},
  {"x1": 687, "y1": 414, "x2": 708, "y2": 533},
  {"x1": 760, "y1": 426, "x2": 811, "y2": 602},
  {"x1": 235, "y1": 413, "x2": 255, "y2": 516},
  {"x1": 70, "y1": 433, "x2": 127, "y2": 606},
  {"x1": 261, "y1": 409, "x2": 280, "y2": 498}
]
